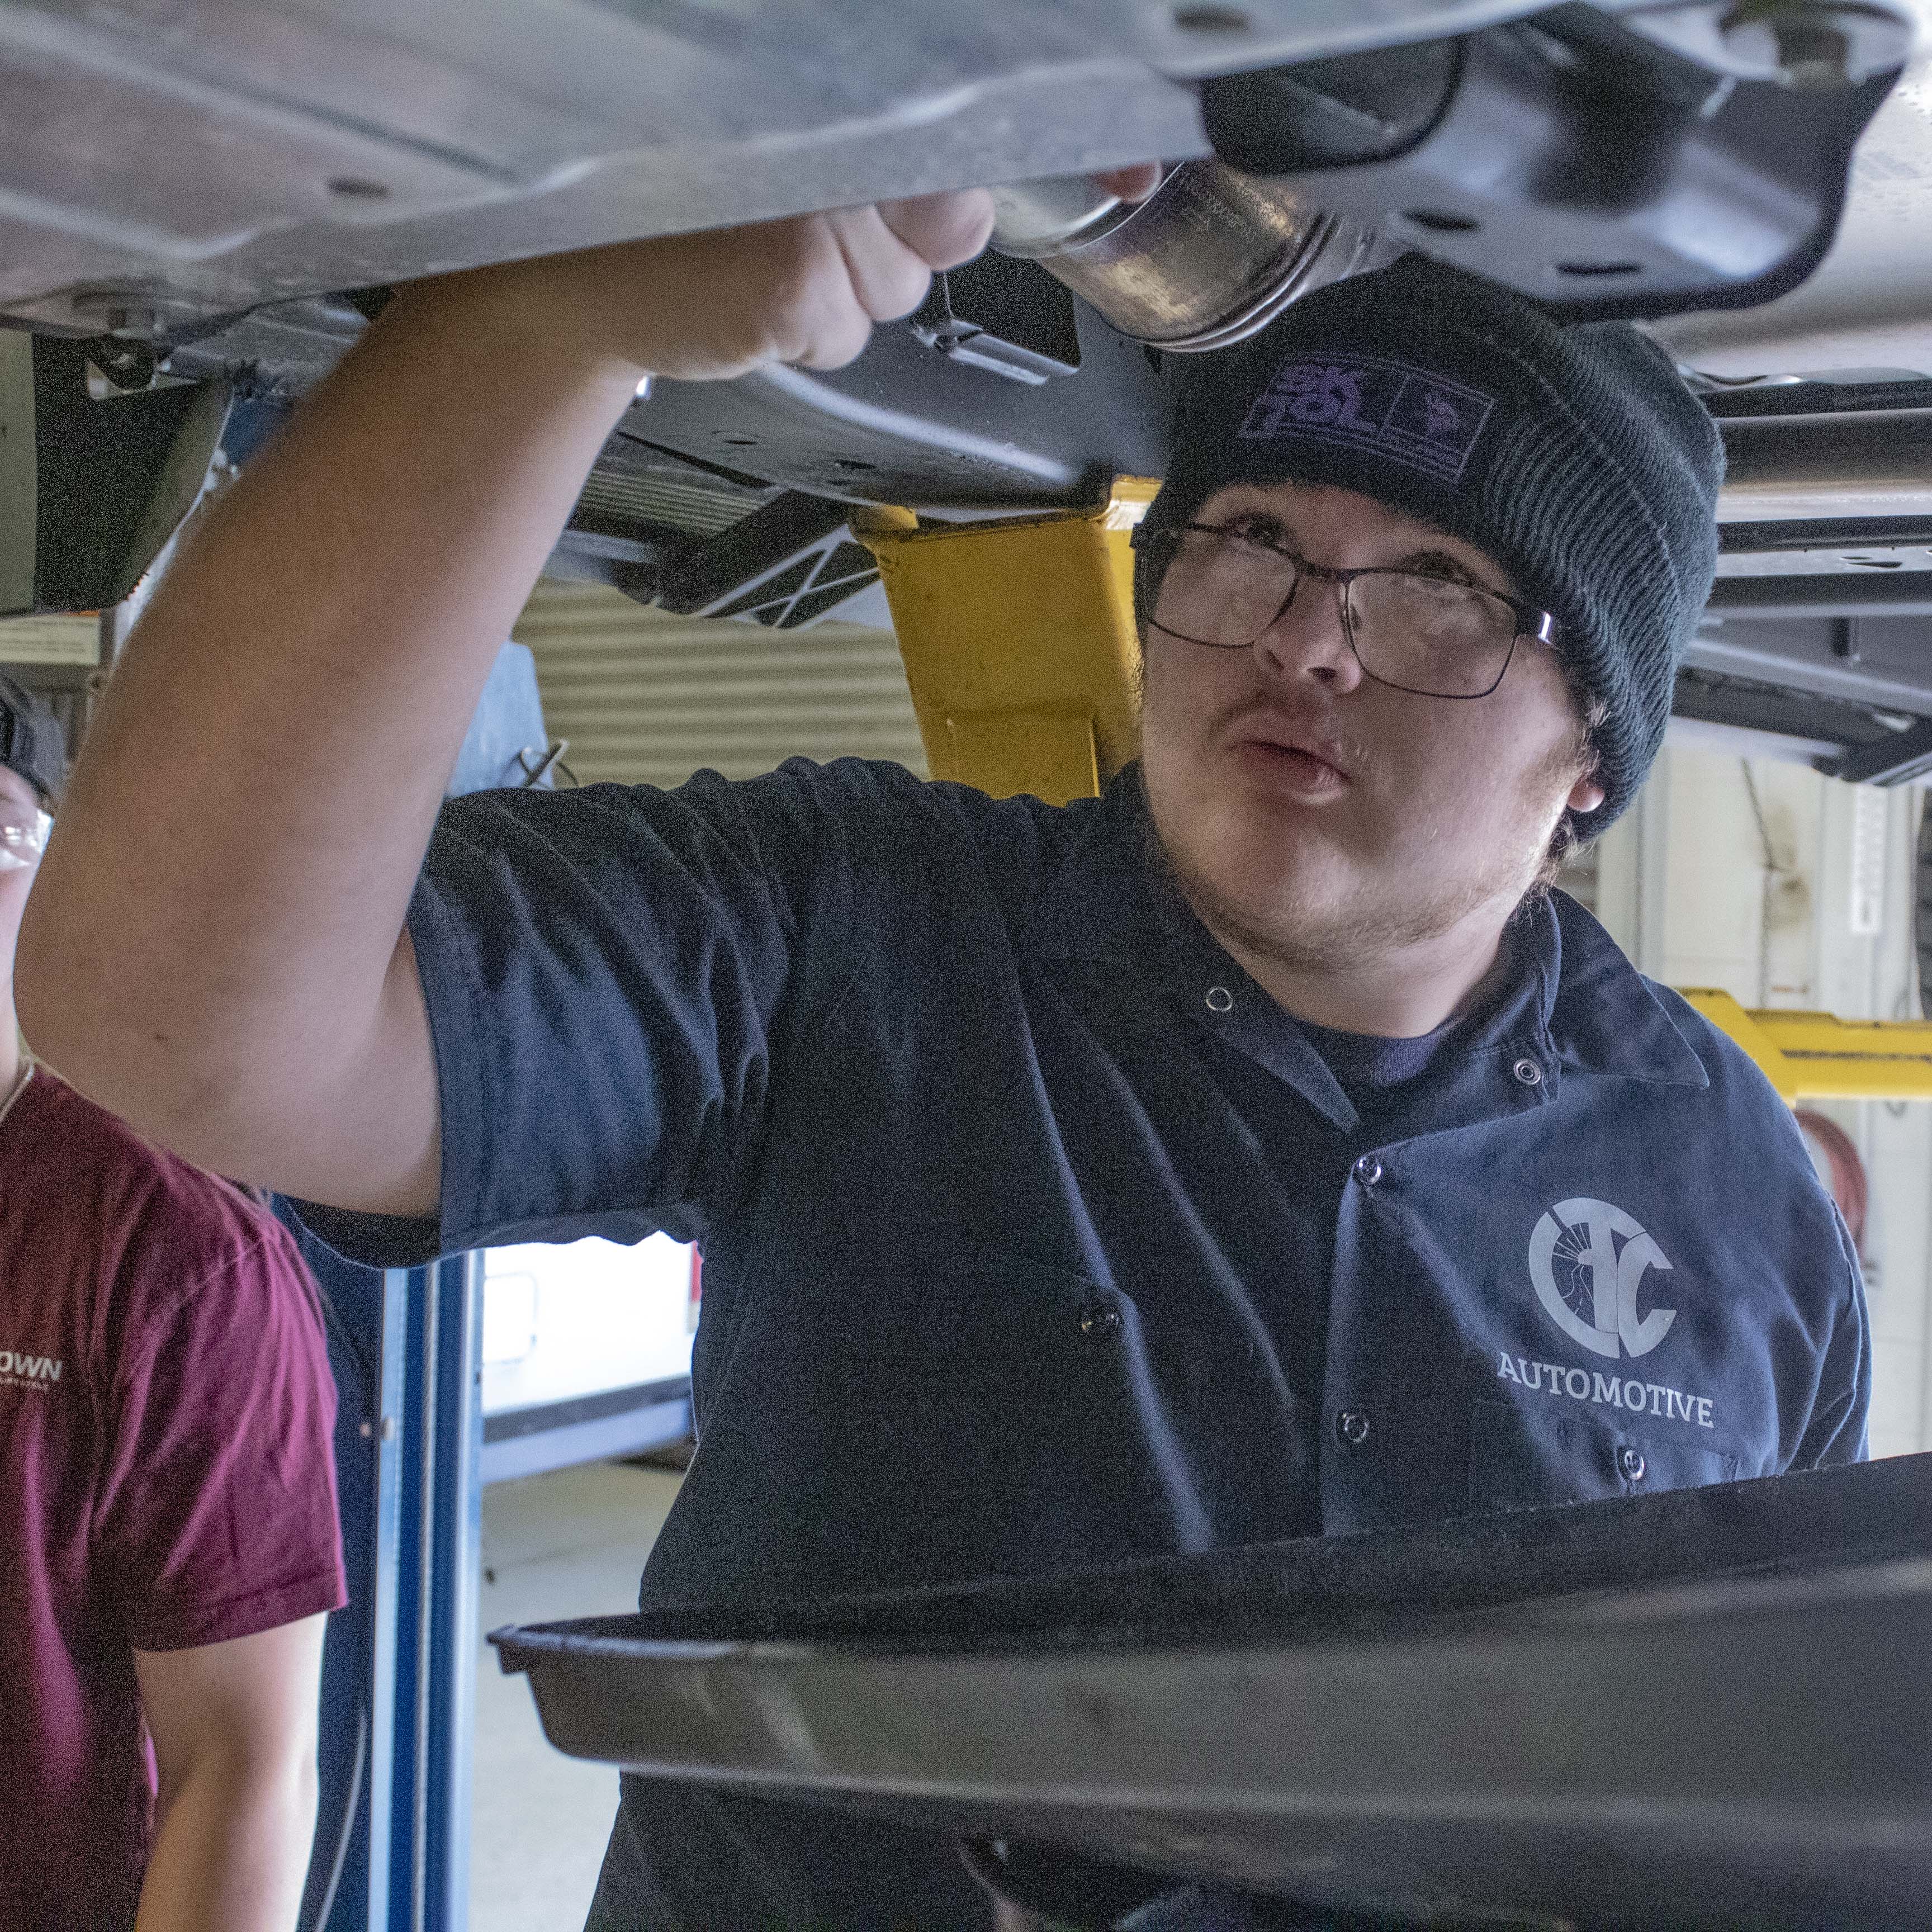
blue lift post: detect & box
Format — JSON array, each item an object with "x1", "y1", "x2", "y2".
[
  {"x1": 291, "y1": 1233, "x2": 485, "y2": 1932},
  {"x1": 394, "y1": 1249, "x2": 485, "y2": 1932}
]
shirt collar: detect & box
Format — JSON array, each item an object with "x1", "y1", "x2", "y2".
[
  {"x1": 1027, "y1": 773, "x2": 1365, "y2": 1130},
  {"x1": 1030, "y1": 766, "x2": 1709, "y2": 1109},
  {"x1": 1025, "y1": 765, "x2": 1162, "y2": 967},
  {"x1": 1542, "y1": 891, "x2": 1710, "y2": 1090}
]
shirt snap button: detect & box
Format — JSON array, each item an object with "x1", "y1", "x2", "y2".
[
  {"x1": 1337, "y1": 1409, "x2": 1371, "y2": 1447},
  {"x1": 1078, "y1": 1300, "x2": 1122, "y2": 1339},
  {"x1": 1352, "y1": 1154, "x2": 1383, "y2": 1187},
  {"x1": 1204, "y1": 985, "x2": 1234, "y2": 1014},
  {"x1": 1619, "y1": 1446, "x2": 1647, "y2": 1482},
  {"x1": 1512, "y1": 1057, "x2": 1543, "y2": 1087}
]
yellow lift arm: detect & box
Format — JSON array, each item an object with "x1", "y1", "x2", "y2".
[
  {"x1": 859, "y1": 489, "x2": 1932, "y2": 1105},
  {"x1": 1677, "y1": 992, "x2": 1932, "y2": 1104}
]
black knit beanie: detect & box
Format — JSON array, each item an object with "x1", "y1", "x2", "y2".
[{"x1": 1137, "y1": 254, "x2": 1724, "y2": 834}]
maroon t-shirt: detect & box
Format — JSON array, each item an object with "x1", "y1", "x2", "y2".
[{"x1": 0, "y1": 1070, "x2": 347, "y2": 1932}]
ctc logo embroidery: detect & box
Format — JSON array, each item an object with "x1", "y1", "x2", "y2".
[{"x1": 1527, "y1": 1197, "x2": 1677, "y2": 1360}]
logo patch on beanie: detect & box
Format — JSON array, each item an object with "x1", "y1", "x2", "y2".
[{"x1": 1237, "y1": 354, "x2": 1495, "y2": 482}]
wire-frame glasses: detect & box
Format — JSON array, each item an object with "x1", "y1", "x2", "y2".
[{"x1": 1132, "y1": 522, "x2": 1559, "y2": 700}]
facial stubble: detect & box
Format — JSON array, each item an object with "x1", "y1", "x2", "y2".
[{"x1": 1152, "y1": 720, "x2": 1590, "y2": 981}]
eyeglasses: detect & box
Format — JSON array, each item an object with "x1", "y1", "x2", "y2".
[{"x1": 1131, "y1": 522, "x2": 1559, "y2": 701}]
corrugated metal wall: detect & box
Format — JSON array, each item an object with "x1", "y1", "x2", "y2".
[{"x1": 512, "y1": 579, "x2": 927, "y2": 790}]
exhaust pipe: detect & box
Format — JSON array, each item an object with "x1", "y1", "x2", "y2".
[{"x1": 989, "y1": 158, "x2": 1385, "y2": 355}]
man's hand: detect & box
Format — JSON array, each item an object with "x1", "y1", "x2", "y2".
[
  {"x1": 406, "y1": 190, "x2": 996, "y2": 381},
  {"x1": 132, "y1": 1618, "x2": 327, "y2": 1932}
]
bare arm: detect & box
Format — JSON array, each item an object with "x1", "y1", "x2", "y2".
[
  {"x1": 17, "y1": 194, "x2": 992, "y2": 1218},
  {"x1": 132, "y1": 1617, "x2": 329, "y2": 1932}
]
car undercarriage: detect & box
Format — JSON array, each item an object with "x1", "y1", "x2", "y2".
[{"x1": 7, "y1": 0, "x2": 1932, "y2": 785}]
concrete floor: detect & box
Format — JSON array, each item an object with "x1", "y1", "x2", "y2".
[{"x1": 470, "y1": 1460, "x2": 684, "y2": 1932}]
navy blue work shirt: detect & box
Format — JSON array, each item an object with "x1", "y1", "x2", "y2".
[{"x1": 310, "y1": 755, "x2": 1868, "y2": 1930}]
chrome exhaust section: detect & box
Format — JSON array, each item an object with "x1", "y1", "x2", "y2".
[{"x1": 989, "y1": 159, "x2": 1385, "y2": 355}]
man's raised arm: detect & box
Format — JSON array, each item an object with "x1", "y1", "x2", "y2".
[{"x1": 17, "y1": 195, "x2": 993, "y2": 1219}]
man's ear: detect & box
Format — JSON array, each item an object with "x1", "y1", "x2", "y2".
[{"x1": 1566, "y1": 774, "x2": 1607, "y2": 815}]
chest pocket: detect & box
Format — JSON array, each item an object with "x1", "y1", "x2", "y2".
[{"x1": 1467, "y1": 1398, "x2": 1737, "y2": 1514}]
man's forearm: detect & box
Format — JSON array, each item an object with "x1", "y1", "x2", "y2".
[
  {"x1": 17, "y1": 200, "x2": 989, "y2": 1213},
  {"x1": 134, "y1": 1756, "x2": 319, "y2": 1932},
  {"x1": 19, "y1": 279, "x2": 640, "y2": 1209}
]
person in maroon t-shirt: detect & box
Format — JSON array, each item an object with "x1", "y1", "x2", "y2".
[{"x1": 0, "y1": 679, "x2": 346, "y2": 1932}]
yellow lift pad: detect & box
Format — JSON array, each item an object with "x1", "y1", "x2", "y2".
[{"x1": 856, "y1": 482, "x2": 1153, "y2": 808}]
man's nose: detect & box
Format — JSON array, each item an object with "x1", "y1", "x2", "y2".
[{"x1": 1254, "y1": 575, "x2": 1364, "y2": 693}]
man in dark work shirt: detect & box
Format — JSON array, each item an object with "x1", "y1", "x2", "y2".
[{"x1": 23, "y1": 192, "x2": 1865, "y2": 1930}]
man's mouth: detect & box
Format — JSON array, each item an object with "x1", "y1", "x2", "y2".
[{"x1": 1230, "y1": 722, "x2": 1353, "y2": 800}]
